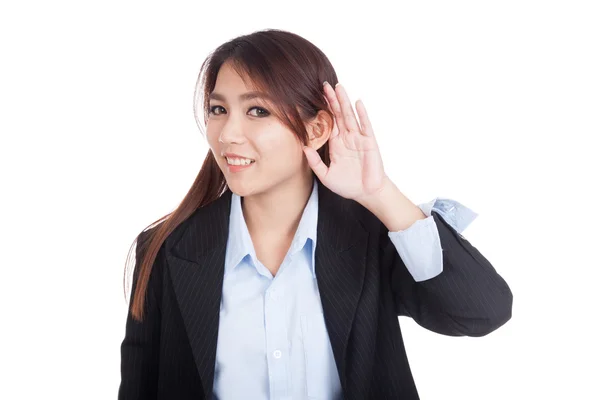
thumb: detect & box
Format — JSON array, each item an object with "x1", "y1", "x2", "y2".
[{"x1": 303, "y1": 146, "x2": 328, "y2": 182}]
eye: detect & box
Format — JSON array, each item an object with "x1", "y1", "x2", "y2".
[
  {"x1": 248, "y1": 106, "x2": 270, "y2": 117},
  {"x1": 208, "y1": 105, "x2": 270, "y2": 118},
  {"x1": 209, "y1": 105, "x2": 225, "y2": 115}
]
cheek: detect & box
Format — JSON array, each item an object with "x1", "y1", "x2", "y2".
[
  {"x1": 206, "y1": 132, "x2": 223, "y2": 158},
  {"x1": 256, "y1": 131, "x2": 303, "y2": 163},
  {"x1": 206, "y1": 126, "x2": 219, "y2": 145},
  {"x1": 205, "y1": 137, "x2": 223, "y2": 167}
]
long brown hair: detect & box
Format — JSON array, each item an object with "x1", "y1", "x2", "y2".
[{"x1": 123, "y1": 29, "x2": 340, "y2": 322}]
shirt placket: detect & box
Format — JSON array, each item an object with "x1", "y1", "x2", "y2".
[{"x1": 264, "y1": 258, "x2": 291, "y2": 399}]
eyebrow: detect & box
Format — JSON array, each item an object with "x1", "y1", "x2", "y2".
[{"x1": 208, "y1": 91, "x2": 272, "y2": 102}]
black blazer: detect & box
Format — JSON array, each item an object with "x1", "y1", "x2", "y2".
[{"x1": 118, "y1": 179, "x2": 513, "y2": 400}]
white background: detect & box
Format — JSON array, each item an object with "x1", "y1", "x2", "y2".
[{"x1": 1, "y1": 1, "x2": 598, "y2": 399}]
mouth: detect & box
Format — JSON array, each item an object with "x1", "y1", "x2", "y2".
[{"x1": 224, "y1": 156, "x2": 255, "y2": 173}]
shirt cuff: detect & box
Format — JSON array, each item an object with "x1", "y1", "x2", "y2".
[
  {"x1": 418, "y1": 197, "x2": 479, "y2": 233},
  {"x1": 387, "y1": 198, "x2": 478, "y2": 282}
]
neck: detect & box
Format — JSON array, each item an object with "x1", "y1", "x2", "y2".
[{"x1": 241, "y1": 171, "x2": 314, "y2": 240}]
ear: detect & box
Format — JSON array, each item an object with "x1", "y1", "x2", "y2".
[{"x1": 306, "y1": 110, "x2": 333, "y2": 151}]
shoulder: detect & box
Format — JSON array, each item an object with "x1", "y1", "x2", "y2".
[{"x1": 158, "y1": 190, "x2": 233, "y2": 256}]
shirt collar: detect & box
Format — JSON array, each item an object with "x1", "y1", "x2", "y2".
[{"x1": 225, "y1": 176, "x2": 319, "y2": 278}]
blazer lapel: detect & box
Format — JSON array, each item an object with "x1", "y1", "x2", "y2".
[
  {"x1": 165, "y1": 190, "x2": 232, "y2": 399},
  {"x1": 315, "y1": 179, "x2": 369, "y2": 395},
  {"x1": 165, "y1": 180, "x2": 369, "y2": 398}
]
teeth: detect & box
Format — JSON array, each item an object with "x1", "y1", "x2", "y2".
[{"x1": 226, "y1": 157, "x2": 255, "y2": 166}]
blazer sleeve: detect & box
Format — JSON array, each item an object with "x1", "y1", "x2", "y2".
[
  {"x1": 118, "y1": 229, "x2": 163, "y2": 399},
  {"x1": 382, "y1": 211, "x2": 513, "y2": 337}
]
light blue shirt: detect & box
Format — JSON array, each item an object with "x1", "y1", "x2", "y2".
[{"x1": 212, "y1": 177, "x2": 477, "y2": 399}]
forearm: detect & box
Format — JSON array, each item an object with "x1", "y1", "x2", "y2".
[
  {"x1": 363, "y1": 179, "x2": 513, "y2": 336},
  {"x1": 357, "y1": 177, "x2": 427, "y2": 232}
]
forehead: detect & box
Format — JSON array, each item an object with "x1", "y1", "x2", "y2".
[
  {"x1": 215, "y1": 62, "x2": 248, "y2": 87},
  {"x1": 210, "y1": 64, "x2": 273, "y2": 103}
]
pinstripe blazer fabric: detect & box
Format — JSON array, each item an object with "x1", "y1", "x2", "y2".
[{"x1": 118, "y1": 179, "x2": 513, "y2": 399}]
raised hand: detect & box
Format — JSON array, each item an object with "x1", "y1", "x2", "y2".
[{"x1": 303, "y1": 81, "x2": 389, "y2": 202}]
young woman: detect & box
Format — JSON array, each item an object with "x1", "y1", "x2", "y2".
[{"x1": 118, "y1": 29, "x2": 512, "y2": 400}]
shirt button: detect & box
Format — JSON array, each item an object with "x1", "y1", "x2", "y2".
[{"x1": 273, "y1": 350, "x2": 282, "y2": 359}]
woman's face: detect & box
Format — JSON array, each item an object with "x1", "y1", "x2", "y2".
[{"x1": 206, "y1": 62, "x2": 310, "y2": 198}]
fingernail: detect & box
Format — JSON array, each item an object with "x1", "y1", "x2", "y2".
[
  {"x1": 335, "y1": 82, "x2": 340, "y2": 88},
  {"x1": 323, "y1": 80, "x2": 329, "y2": 87}
]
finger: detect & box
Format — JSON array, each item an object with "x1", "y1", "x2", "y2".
[
  {"x1": 334, "y1": 83, "x2": 361, "y2": 134},
  {"x1": 303, "y1": 146, "x2": 329, "y2": 182},
  {"x1": 323, "y1": 94, "x2": 340, "y2": 139},
  {"x1": 330, "y1": 112, "x2": 340, "y2": 139},
  {"x1": 324, "y1": 93, "x2": 332, "y2": 112},
  {"x1": 323, "y1": 81, "x2": 347, "y2": 134},
  {"x1": 356, "y1": 99, "x2": 374, "y2": 137}
]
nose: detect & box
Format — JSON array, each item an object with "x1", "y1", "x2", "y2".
[{"x1": 218, "y1": 114, "x2": 246, "y2": 145}]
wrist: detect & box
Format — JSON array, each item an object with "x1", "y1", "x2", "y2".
[{"x1": 357, "y1": 178, "x2": 427, "y2": 232}]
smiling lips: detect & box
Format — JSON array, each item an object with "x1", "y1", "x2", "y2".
[
  {"x1": 223, "y1": 156, "x2": 255, "y2": 173},
  {"x1": 221, "y1": 152, "x2": 256, "y2": 172},
  {"x1": 225, "y1": 156, "x2": 255, "y2": 166}
]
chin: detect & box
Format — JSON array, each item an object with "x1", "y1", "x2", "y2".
[{"x1": 226, "y1": 180, "x2": 260, "y2": 197}]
